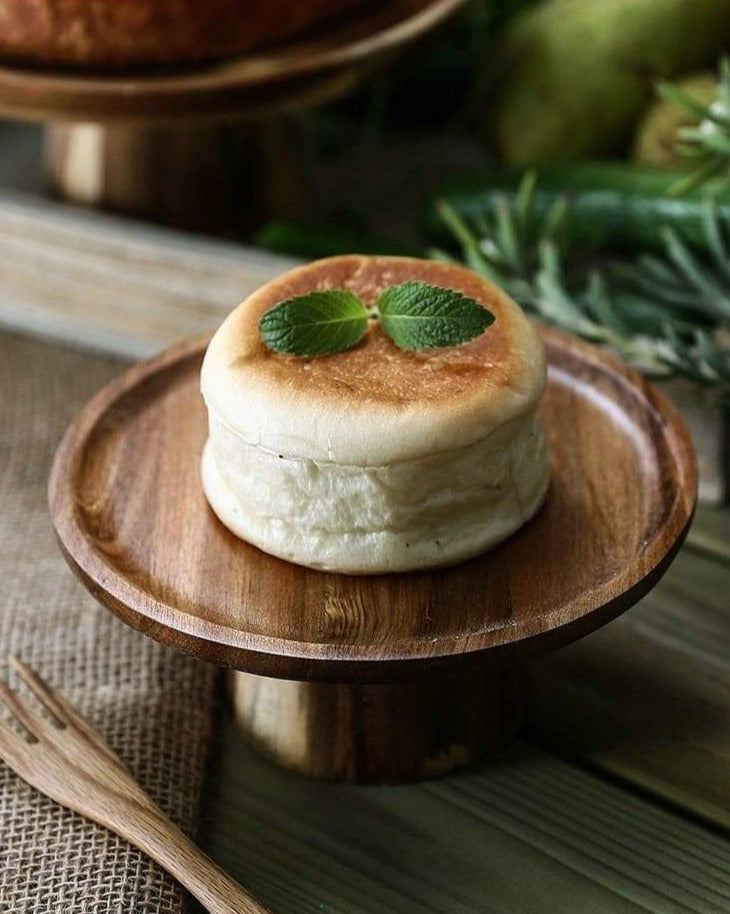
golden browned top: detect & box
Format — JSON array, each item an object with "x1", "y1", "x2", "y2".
[
  {"x1": 232, "y1": 256, "x2": 527, "y2": 405},
  {"x1": 202, "y1": 255, "x2": 546, "y2": 464}
]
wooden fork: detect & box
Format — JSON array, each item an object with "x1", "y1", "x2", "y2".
[{"x1": 0, "y1": 656, "x2": 272, "y2": 914}]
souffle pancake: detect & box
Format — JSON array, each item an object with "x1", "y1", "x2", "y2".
[{"x1": 200, "y1": 255, "x2": 549, "y2": 573}]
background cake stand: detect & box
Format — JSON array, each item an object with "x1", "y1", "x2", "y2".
[
  {"x1": 0, "y1": 0, "x2": 466, "y2": 232},
  {"x1": 48, "y1": 326, "x2": 697, "y2": 783}
]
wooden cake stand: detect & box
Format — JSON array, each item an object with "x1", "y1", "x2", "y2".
[
  {"x1": 0, "y1": 0, "x2": 466, "y2": 230},
  {"x1": 48, "y1": 327, "x2": 697, "y2": 783}
]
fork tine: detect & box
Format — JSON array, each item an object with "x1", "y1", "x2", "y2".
[
  {"x1": 0, "y1": 678, "x2": 41, "y2": 742},
  {"x1": 9, "y1": 657, "x2": 126, "y2": 768},
  {"x1": 0, "y1": 716, "x2": 36, "y2": 773},
  {"x1": 9, "y1": 657, "x2": 68, "y2": 725}
]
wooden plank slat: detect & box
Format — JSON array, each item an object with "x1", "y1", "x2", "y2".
[
  {"x1": 526, "y1": 546, "x2": 730, "y2": 831},
  {"x1": 0, "y1": 188, "x2": 298, "y2": 359},
  {"x1": 689, "y1": 506, "x2": 730, "y2": 563},
  {"x1": 198, "y1": 716, "x2": 730, "y2": 914}
]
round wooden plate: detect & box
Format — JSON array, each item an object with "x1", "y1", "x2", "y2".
[
  {"x1": 0, "y1": 0, "x2": 466, "y2": 122},
  {"x1": 49, "y1": 327, "x2": 697, "y2": 684}
]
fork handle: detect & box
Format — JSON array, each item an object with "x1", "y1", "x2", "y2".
[{"x1": 118, "y1": 804, "x2": 273, "y2": 914}]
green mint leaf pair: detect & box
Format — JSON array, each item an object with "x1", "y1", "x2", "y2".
[{"x1": 259, "y1": 281, "x2": 495, "y2": 357}]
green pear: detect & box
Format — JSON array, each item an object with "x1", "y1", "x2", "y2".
[
  {"x1": 632, "y1": 72, "x2": 717, "y2": 168},
  {"x1": 489, "y1": 0, "x2": 730, "y2": 163}
]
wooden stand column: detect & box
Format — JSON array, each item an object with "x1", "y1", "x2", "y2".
[
  {"x1": 228, "y1": 663, "x2": 525, "y2": 784},
  {"x1": 44, "y1": 118, "x2": 307, "y2": 234}
]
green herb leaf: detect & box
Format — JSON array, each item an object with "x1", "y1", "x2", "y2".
[
  {"x1": 437, "y1": 171, "x2": 730, "y2": 394},
  {"x1": 259, "y1": 289, "x2": 368, "y2": 356},
  {"x1": 377, "y1": 281, "x2": 495, "y2": 350}
]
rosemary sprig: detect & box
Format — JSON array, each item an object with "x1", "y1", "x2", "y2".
[
  {"x1": 433, "y1": 173, "x2": 730, "y2": 393},
  {"x1": 656, "y1": 57, "x2": 730, "y2": 195},
  {"x1": 435, "y1": 169, "x2": 569, "y2": 308}
]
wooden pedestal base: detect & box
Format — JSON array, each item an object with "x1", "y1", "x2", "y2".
[
  {"x1": 227, "y1": 664, "x2": 525, "y2": 784},
  {"x1": 45, "y1": 119, "x2": 307, "y2": 234}
]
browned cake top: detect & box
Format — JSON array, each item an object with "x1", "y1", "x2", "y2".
[{"x1": 201, "y1": 255, "x2": 546, "y2": 464}]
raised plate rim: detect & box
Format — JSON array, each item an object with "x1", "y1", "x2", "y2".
[{"x1": 48, "y1": 328, "x2": 698, "y2": 681}]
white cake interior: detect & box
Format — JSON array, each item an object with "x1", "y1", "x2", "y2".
[{"x1": 202, "y1": 405, "x2": 549, "y2": 573}]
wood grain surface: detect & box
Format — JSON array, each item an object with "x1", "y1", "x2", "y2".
[
  {"x1": 0, "y1": 188, "x2": 296, "y2": 359},
  {"x1": 48, "y1": 327, "x2": 697, "y2": 683},
  {"x1": 199, "y1": 715, "x2": 730, "y2": 914},
  {"x1": 526, "y1": 543, "x2": 730, "y2": 831},
  {"x1": 228, "y1": 663, "x2": 526, "y2": 782},
  {"x1": 0, "y1": 0, "x2": 465, "y2": 122}
]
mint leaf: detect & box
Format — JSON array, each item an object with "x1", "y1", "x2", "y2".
[
  {"x1": 258, "y1": 280, "x2": 496, "y2": 356},
  {"x1": 259, "y1": 289, "x2": 368, "y2": 356},
  {"x1": 377, "y1": 281, "x2": 495, "y2": 350}
]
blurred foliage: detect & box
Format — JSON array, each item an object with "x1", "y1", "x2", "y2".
[
  {"x1": 314, "y1": 0, "x2": 537, "y2": 138},
  {"x1": 656, "y1": 58, "x2": 730, "y2": 194},
  {"x1": 435, "y1": 172, "x2": 730, "y2": 392}
]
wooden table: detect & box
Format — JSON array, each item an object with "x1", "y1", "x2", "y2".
[{"x1": 2, "y1": 190, "x2": 729, "y2": 913}]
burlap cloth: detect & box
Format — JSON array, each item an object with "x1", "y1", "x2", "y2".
[{"x1": 0, "y1": 331, "x2": 217, "y2": 913}]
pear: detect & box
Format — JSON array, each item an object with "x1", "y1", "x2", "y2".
[
  {"x1": 632, "y1": 72, "x2": 717, "y2": 168},
  {"x1": 489, "y1": 0, "x2": 730, "y2": 163}
]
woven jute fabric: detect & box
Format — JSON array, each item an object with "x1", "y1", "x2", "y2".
[{"x1": 0, "y1": 331, "x2": 217, "y2": 913}]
